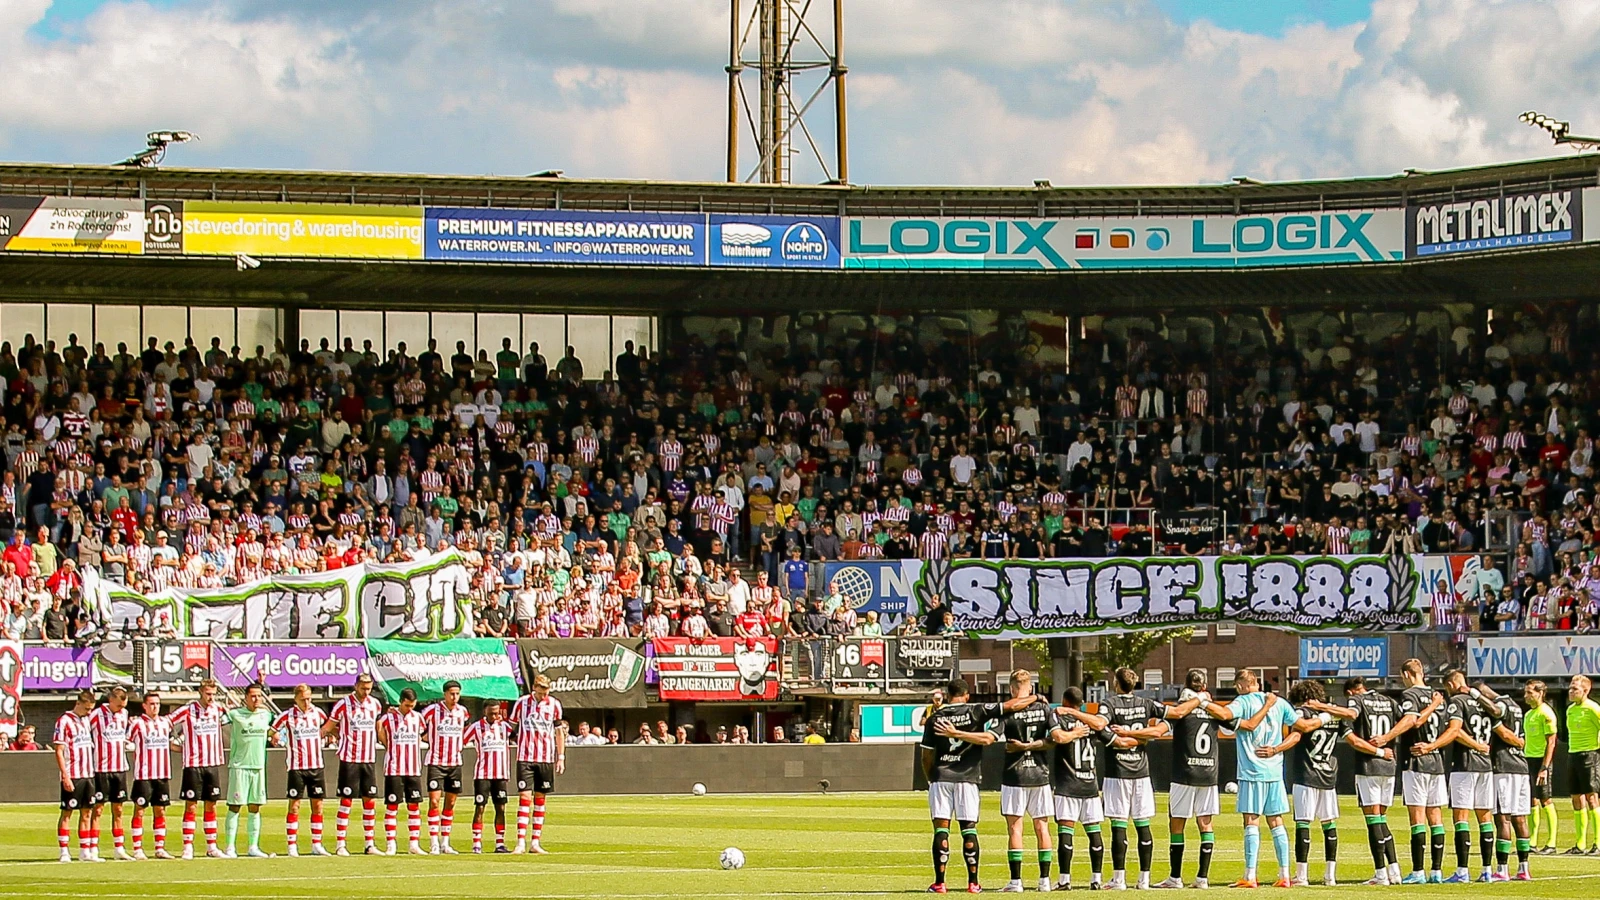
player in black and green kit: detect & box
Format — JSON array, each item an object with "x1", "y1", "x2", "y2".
[
  {"x1": 1084, "y1": 667, "x2": 1167, "y2": 891},
  {"x1": 1343, "y1": 676, "x2": 1402, "y2": 885},
  {"x1": 1439, "y1": 670, "x2": 1496, "y2": 882},
  {"x1": 1282, "y1": 680, "x2": 1349, "y2": 886},
  {"x1": 1048, "y1": 687, "x2": 1126, "y2": 890},
  {"x1": 1382, "y1": 658, "x2": 1447, "y2": 883},
  {"x1": 1153, "y1": 670, "x2": 1218, "y2": 890},
  {"x1": 998, "y1": 670, "x2": 1057, "y2": 893},
  {"x1": 1474, "y1": 682, "x2": 1532, "y2": 881},
  {"x1": 920, "y1": 678, "x2": 1031, "y2": 894}
]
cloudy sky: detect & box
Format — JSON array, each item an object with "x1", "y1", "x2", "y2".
[{"x1": 6, "y1": 0, "x2": 1599, "y2": 186}]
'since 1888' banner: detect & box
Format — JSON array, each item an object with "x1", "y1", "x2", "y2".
[
  {"x1": 933, "y1": 554, "x2": 1429, "y2": 640},
  {"x1": 651, "y1": 637, "x2": 780, "y2": 701}
]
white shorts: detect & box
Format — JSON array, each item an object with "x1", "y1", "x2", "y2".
[
  {"x1": 1293, "y1": 784, "x2": 1340, "y2": 822},
  {"x1": 1355, "y1": 775, "x2": 1395, "y2": 808},
  {"x1": 929, "y1": 781, "x2": 981, "y2": 822},
  {"x1": 1449, "y1": 772, "x2": 1494, "y2": 811},
  {"x1": 1402, "y1": 771, "x2": 1448, "y2": 808},
  {"x1": 1168, "y1": 783, "x2": 1220, "y2": 819},
  {"x1": 1494, "y1": 774, "x2": 1531, "y2": 817},
  {"x1": 1101, "y1": 777, "x2": 1156, "y2": 822},
  {"x1": 1001, "y1": 784, "x2": 1053, "y2": 819},
  {"x1": 1054, "y1": 795, "x2": 1105, "y2": 825}
]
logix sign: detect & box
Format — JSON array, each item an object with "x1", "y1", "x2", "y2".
[{"x1": 844, "y1": 210, "x2": 1404, "y2": 270}]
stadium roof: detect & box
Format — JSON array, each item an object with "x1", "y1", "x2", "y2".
[{"x1": 0, "y1": 154, "x2": 1595, "y2": 314}]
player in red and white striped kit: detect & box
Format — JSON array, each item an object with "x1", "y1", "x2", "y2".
[
  {"x1": 508, "y1": 674, "x2": 566, "y2": 854},
  {"x1": 88, "y1": 686, "x2": 133, "y2": 860},
  {"x1": 464, "y1": 701, "x2": 512, "y2": 853},
  {"x1": 272, "y1": 684, "x2": 331, "y2": 857},
  {"x1": 167, "y1": 679, "x2": 228, "y2": 859},
  {"x1": 127, "y1": 691, "x2": 175, "y2": 859},
  {"x1": 421, "y1": 680, "x2": 470, "y2": 853},
  {"x1": 377, "y1": 689, "x2": 426, "y2": 855},
  {"x1": 55, "y1": 690, "x2": 98, "y2": 863},
  {"x1": 322, "y1": 673, "x2": 385, "y2": 855}
]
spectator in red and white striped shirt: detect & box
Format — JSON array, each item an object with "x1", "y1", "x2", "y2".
[
  {"x1": 126, "y1": 691, "x2": 174, "y2": 859},
  {"x1": 422, "y1": 680, "x2": 471, "y2": 853},
  {"x1": 55, "y1": 690, "x2": 97, "y2": 862},
  {"x1": 272, "y1": 685, "x2": 330, "y2": 857},
  {"x1": 464, "y1": 702, "x2": 513, "y2": 853},
  {"x1": 508, "y1": 674, "x2": 565, "y2": 854},
  {"x1": 88, "y1": 686, "x2": 133, "y2": 860},
  {"x1": 167, "y1": 680, "x2": 227, "y2": 858},
  {"x1": 378, "y1": 689, "x2": 426, "y2": 855},
  {"x1": 1324, "y1": 517, "x2": 1351, "y2": 555},
  {"x1": 323, "y1": 674, "x2": 384, "y2": 855}
]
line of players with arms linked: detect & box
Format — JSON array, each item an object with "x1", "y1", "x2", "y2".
[
  {"x1": 51, "y1": 672, "x2": 567, "y2": 862},
  {"x1": 922, "y1": 659, "x2": 1600, "y2": 892}
]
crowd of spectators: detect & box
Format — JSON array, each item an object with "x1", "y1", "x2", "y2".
[{"x1": 1, "y1": 307, "x2": 1598, "y2": 645}]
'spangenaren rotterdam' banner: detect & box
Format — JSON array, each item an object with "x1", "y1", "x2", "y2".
[
  {"x1": 930, "y1": 554, "x2": 1428, "y2": 640},
  {"x1": 84, "y1": 550, "x2": 474, "y2": 643},
  {"x1": 516, "y1": 638, "x2": 648, "y2": 709}
]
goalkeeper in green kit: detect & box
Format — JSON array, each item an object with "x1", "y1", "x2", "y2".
[{"x1": 223, "y1": 684, "x2": 274, "y2": 858}]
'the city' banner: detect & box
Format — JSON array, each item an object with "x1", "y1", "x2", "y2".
[
  {"x1": 516, "y1": 638, "x2": 648, "y2": 708},
  {"x1": 83, "y1": 549, "x2": 474, "y2": 646},
  {"x1": 651, "y1": 637, "x2": 780, "y2": 701}
]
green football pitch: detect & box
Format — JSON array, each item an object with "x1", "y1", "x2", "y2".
[{"x1": 4, "y1": 793, "x2": 1600, "y2": 898}]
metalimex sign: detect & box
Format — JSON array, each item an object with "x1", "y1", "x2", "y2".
[{"x1": 1407, "y1": 188, "x2": 1582, "y2": 258}]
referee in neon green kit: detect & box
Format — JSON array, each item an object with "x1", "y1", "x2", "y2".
[{"x1": 1565, "y1": 675, "x2": 1600, "y2": 855}]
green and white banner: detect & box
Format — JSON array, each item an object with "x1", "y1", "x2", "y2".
[
  {"x1": 83, "y1": 550, "x2": 474, "y2": 643},
  {"x1": 365, "y1": 637, "x2": 520, "y2": 703},
  {"x1": 931, "y1": 554, "x2": 1427, "y2": 639}
]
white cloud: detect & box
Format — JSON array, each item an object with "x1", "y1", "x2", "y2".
[{"x1": 0, "y1": 0, "x2": 1597, "y2": 185}]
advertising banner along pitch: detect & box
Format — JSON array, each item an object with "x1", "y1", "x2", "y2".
[
  {"x1": 22, "y1": 645, "x2": 93, "y2": 691},
  {"x1": 179, "y1": 201, "x2": 423, "y2": 258},
  {"x1": 0, "y1": 197, "x2": 144, "y2": 254},
  {"x1": 425, "y1": 208, "x2": 707, "y2": 265},
  {"x1": 1407, "y1": 188, "x2": 1583, "y2": 258},
  {"x1": 651, "y1": 637, "x2": 780, "y2": 701},
  {"x1": 516, "y1": 638, "x2": 647, "y2": 708},
  {"x1": 707, "y1": 213, "x2": 840, "y2": 268},
  {"x1": 366, "y1": 637, "x2": 519, "y2": 703},
  {"x1": 211, "y1": 643, "x2": 368, "y2": 689}
]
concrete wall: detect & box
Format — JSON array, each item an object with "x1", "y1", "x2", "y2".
[{"x1": 0, "y1": 744, "x2": 922, "y2": 804}]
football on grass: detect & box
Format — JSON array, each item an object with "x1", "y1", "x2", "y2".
[{"x1": 720, "y1": 847, "x2": 745, "y2": 869}]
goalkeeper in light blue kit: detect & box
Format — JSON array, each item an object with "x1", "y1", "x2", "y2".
[{"x1": 1202, "y1": 670, "x2": 1298, "y2": 887}]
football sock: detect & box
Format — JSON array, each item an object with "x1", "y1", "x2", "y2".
[
  {"x1": 1058, "y1": 825, "x2": 1074, "y2": 877},
  {"x1": 362, "y1": 800, "x2": 376, "y2": 846},
  {"x1": 224, "y1": 810, "x2": 239, "y2": 851},
  {"x1": 385, "y1": 804, "x2": 398, "y2": 844},
  {"x1": 1455, "y1": 821, "x2": 1471, "y2": 870},
  {"x1": 1322, "y1": 822, "x2": 1337, "y2": 881},
  {"x1": 1380, "y1": 821, "x2": 1397, "y2": 868},
  {"x1": 1496, "y1": 838, "x2": 1511, "y2": 870},
  {"x1": 1087, "y1": 824, "x2": 1105, "y2": 881},
  {"x1": 1038, "y1": 848, "x2": 1053, "y2": 879},
  {"x1": 247, "y1": 812, "x2": 261, "y2": 852},
  {"x1": 1111, "y1": 821, "x2": 1128, "y2": 873},
  {"x1": 408, "y1": 804, "x2": 421, "y2": 844},
  {"x1": 336, "y1": 800, "x2": 351, "y2": 845},
  {"x1": 57, "y1": 824, "x2": 69, "y2": 853},
  {"x1": 1410, "y1": 824, "x2": 1426, "y2": 872},
  {"x1": 1516, "y1": 837, "x2": 1531, "y2": 873},
  {"x1": 310, "y1": 812, "x2": 323, "y2": 847},
  {"x1": 961, "y1": 824, "x2": 980, "y2": 886},
  {"x1": 1134, "y1": 820, "x2": 1153, "y2": 876},
  {"x1": 1008, "y1": 849, "x2": 1023, "y2": 881},
  {"x1": 1169, "y1": 831, "x2": 1185, "y2": 880},
  {"x1": 932, "y1": 827, "x2": 950, "y2": 885},
  {"x1": 182, "y1": 809, "x2": 196, "y2": 851},
  {"x1": 429, "y1": 809, "x2": 441, "y2": 843},
  {"x1": 441, "y1": 809, "x2": 454, "y2": 841},
  {"x1": 532, "y1": 797, "x2": 546, "y2": 841},
  {"x1": 1430, "y1": 823, "x2": 1446, "y2": 873},
  {"x1": 1479, "y1": 821, "x2": 1495, "y2": 869},
  {"x1": 1198, "y1": 831, "x2": 1215, "y2": 880},
  {"x1": 517, "y1": 796, "x2": 531, "y2": 843},
  {"x1": 1243, "y1": 824, "x2": 1260, "y2": 879},
  {"x1": 1295, "y1": 823, "x2": 1311, "y2": 865},
  {"x1": 112, "y1": 826, "x2": 124, "y2": 853},
  {"x1": 1270, "y1": 824, "x2": 1290, "y2": 873},
  {"x1": 1532, "y1": 806, "x2": 1543, "y2": 847},
  {"x1": 153, "y1": 811, "x2": 166, "y2": 850},
  {"x1": 286, "y1": 812, "x2": 299, "y2": 849},
  {"x1": 471, "y1": 820, "x2": 483, "y2": 852},
  {"x1": 1578, "y1": 806, "x2": 1589, "y2": 848},
  {"x1": 1366, "y1": 816, "x2": 1387, "y2": 872},
  {"x1": 1545, "y1": 806, "x2": 1559, "y2": 847},
  {"x1": 130, "y1": 810, "x2": 143, "y2": 853},
  {"x1": 202, "y1": 809, "x2": 217, "y2": 850}
]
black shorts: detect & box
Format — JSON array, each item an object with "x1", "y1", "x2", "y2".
[
  {"x1": 426, "y1": 765, "x2": 463, "y2": 796},
  {"x1": 338, "y1": 761, "x2": 380, "y2": 799},
  {"x1": 181, "y1": 765, "x2": 223, "y2": 802},
  {"x1": 286, "y1": 768, "x2": 326, "y2": 801},
  {"x1": 132, "y1": 778, "x2": 170, "y2": 808},
  {"x1": 95, "y1": 771, "x2": 129, "y2": 805},
  {"x1": 61, "y1": 778, "x2": 97, "y2": 810},
  {"x1": 385, "y1": 774, "x2": 424, "y2": 805},
  {"x1": 473, "y1": 779, "x2": 508, "y2": 807},
  {"x1": 1530, "y1": 756, "x2": 1553, "y2": 803},
  {"x1": 1571, "y1": 751, "x2": 1599, "y2": 797},
  {"x1": 516, "y1": 761, "x2": 555, "y2": 795}
]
